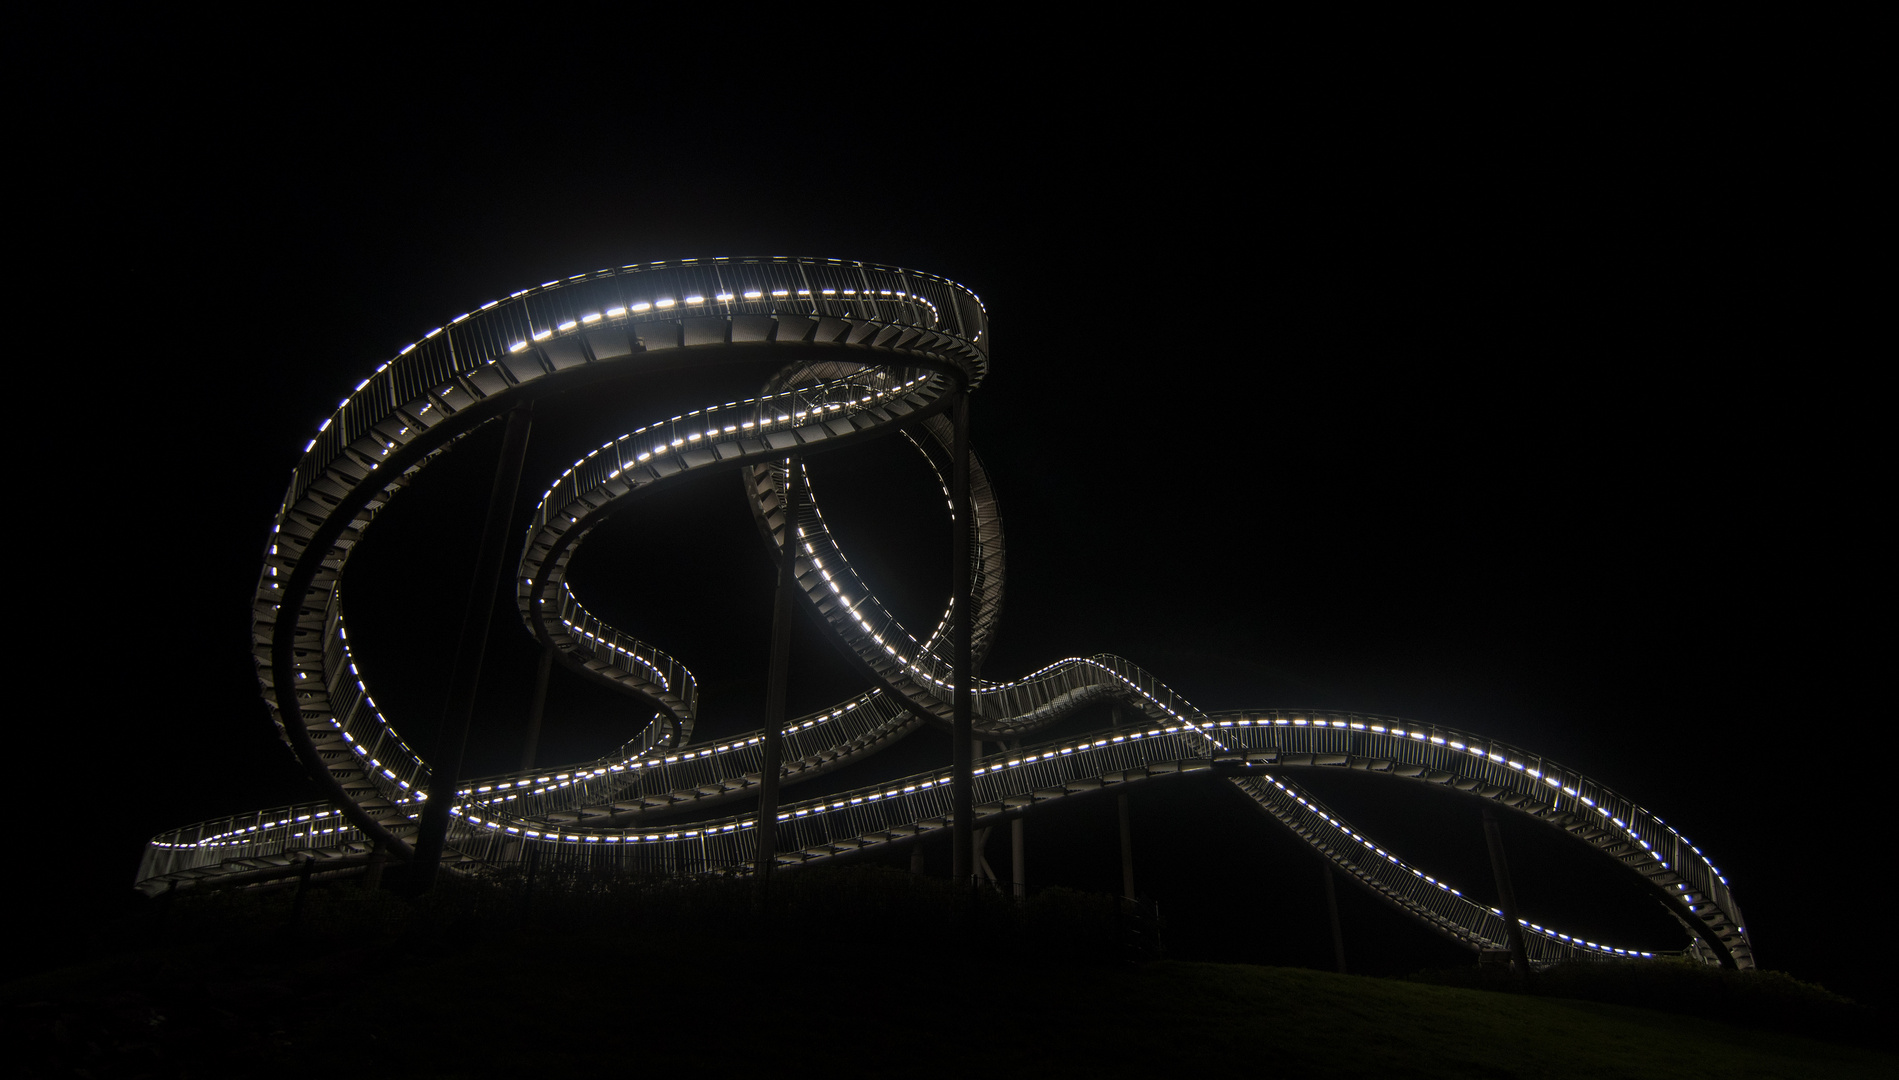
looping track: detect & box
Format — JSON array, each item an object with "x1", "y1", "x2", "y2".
[{"x1": 138, "y1": 257, "x2": 1753, "y2": 971}]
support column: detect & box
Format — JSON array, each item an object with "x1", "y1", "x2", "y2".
[
  {"x1": 1118, "y1": 791, "x2": 1136, "y2": 900},
  {"x1": 754, "y1": 457, "x2": 804, "y2": 891},
  {"x1": 1112, "y1": 705, "x2": 1135, "y2": 900},
  {"x1": 411, "y1": 400, "x2": 535, "y2": 892},
  {"x1": 971, "y1": 736, "x2": 990, "y2": 884},
  {"x1": 950, "y1": 392, "x2": 974, "y2": 885},
  {"x1": 1482, "y1": 803, "x2": 1532, "y2": 990},
  {"x1": 519, "y1": 640, "x2": 555, "y2": 772},
  {"x1": 1009, "y1": 740, "x2": 1024, "y2": 898},
  {"x1": 1321, "y1": 859, "x2": 1348, "y2": 974},
  {"x1": 1011, "y1": 818, "x2": 1026, "y2": 898},
  {"x1": 290, "y1": 855, "x2": 315, "y2": 929},
  {"x1": 363, "y1": 843, "x2": 387, "y2": 892},
  {"x1": 506, "y1": 641, "x2": 553, "y2": 873}
]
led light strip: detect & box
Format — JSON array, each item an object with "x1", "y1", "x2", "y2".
[{"x1": 139, "y1": 257, "x2": 1747, "y2": 972}]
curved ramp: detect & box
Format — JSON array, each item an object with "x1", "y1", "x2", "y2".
[{"x1": 139, "y1": 257, "x2": 1752, "y2": 971}]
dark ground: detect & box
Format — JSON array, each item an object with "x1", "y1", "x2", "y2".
[{"x1": 8, "y1": 873, "x2": 1892, "y2": 1079}]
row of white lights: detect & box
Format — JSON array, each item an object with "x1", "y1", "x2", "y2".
[
  {"x1": 534, "y1": 373, "x2": 930, "y2": 521},
  {"x1": 256, "y1": 360, "x2": 938, "y2": 857},
  {"x1": 503, "y1": 285, "x2": 943, "y2": 356},
  {"x1": 455, "y1": 691, "x2": 890, "y2": 807},
  {"x1": 209, "y1": 265, "x2": 1729, "y2": 962},
  {"x1": 760, "y1": 444, "x2": 1226, "y2": 751},
  {"x1": 288, "y1": 257, "x2": 969, "y2": 479},
  {"x1": 250, "y1": 368, "x2": 946, "y2": 865},
  {"x1": 1257, "y1": 775, "x2": 1659, "y2": 959},
  {"x1": 167, "y1": 657, "x2": 1735, "y2": 940},
  {"x1": 792, "y1": 480, "x2": 1227, "y2": 748},
  {"x1": 1205, "y1": 714, "x2": 1731, "y2": 895},
  {"x1": 513, "y1": 372, "x2": 937, "y2": 766},
  {"x1": 167, "y1": 702, "x2": 1732, "y2": 955},
  {"x1": 158, "y1": 673, "x2": 1736, "y2": 954},
  {"x1": 427, "y1": 720, "x2": 1665, "y2": 961}
]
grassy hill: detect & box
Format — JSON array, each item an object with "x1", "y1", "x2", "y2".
[{"x1": 10, "y1": 871, "x2": 1888, "y2": 1078}]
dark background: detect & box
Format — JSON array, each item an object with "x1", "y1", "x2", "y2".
[{"x1": 38, "y1": 24, "x2": 1876, "y2": 1005}]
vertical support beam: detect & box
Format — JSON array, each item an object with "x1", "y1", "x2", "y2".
[
  {"x1": 1008, "y1": 739, "x2": 1024, "y2": 898},
  {"x1": 155, "y1": 880, "x2": 176, "y2": 930},
  {"x1": 521, "y1": 842, "x2": 539, "y2": 924},
  {"x1": 1321, "y1": 859, "x2": 1348, "y2": 974},
  {"x1": 950, "y1": 392, "x2": 974, "y2": 884},
  {"x1": 363, "y1": 843, "x2": 387, "y2": 892},
  {"x1": 1111, "y1": 705, "x2": 1135, "y2": 900},
  {"x1": 411, "y1": 400, "x2": 535, "y2": 892},
  {"x1": 1118, "y1": 791, "x2": 1136, "y2": 900},
  {"x1": 755, "y1": 456, "x2": 804, "y2": 891},
  {"x1": 290, "y1": 855, "x2": 315, "y2": 929},
  {"x1": 519, "y1": 640, "x2": 555, "y2": 772},
  {"x1": 1011, "y1": 818, "x2": 1026, "y2": 898},
  {"x1": 1482, "y1": 803, "x2": 1532, "y2": 990}
]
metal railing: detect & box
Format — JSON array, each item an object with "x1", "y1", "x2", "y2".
[
  {"x1": 145, "y1": 255, "x2": 1752, "y2": 972},
  {"x1": 240, "y1": 257, "x2": 986, "y2": 876}
]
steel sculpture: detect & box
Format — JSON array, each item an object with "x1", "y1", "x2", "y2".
[{"x1": 138, "y1": 258, "x2": 1754, "y2": 970}]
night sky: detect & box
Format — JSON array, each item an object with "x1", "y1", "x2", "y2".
[{"x1": 46, "y1": 31, "x2": 1875, "y2": 1005}]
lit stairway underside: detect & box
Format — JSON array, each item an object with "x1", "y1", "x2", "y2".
[{"x1": 138, "y1": 257, "x2": 1752, "y2": 971}]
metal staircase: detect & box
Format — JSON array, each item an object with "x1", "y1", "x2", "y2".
[{"x1": 140, "y1": 256, "x2": 1752, "y2": 971}]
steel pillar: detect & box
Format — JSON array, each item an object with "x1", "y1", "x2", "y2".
[
  {"x1": 950, "y1": 392, "x2": 974, "y2": 884},
  {"x1": 1011, "y1": 818, "x2": 1026, "y2": 898},
  {"x1": 1112, "y1": 706, "x2": 1135, "y2": 899},
  {"x1": 410, "y1": 400, "x2": 535, "y2": 892},
  {"x1": 1321, "y1": 860, "x2": 1348, "y2": 974},
  {"x1": 1118, "y1": 792, "x2": 1136, "y2": 901},
  {"x1": 754, "y1": 456, "x2": 804, "y2": 890},
  {"x1": 1482, "y1": 804, "x2": 1532, "y2": 989},
  {"x1": 1009, "y1": 740, "x2": 1025, "y2": 898},
  {"x1": 519, "y1": 640, "x2": 555, "y2": 772},
  {"x1": 362, "y1": 844, "x2": 387, "y2": 892},
  {"x1": 290, "y1": 855, "x2": 315, "y2": 928}
]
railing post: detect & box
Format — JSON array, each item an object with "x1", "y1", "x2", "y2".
[
  {"x1": 411, "y1": 400, "x2": 535, "y2": 893},
  {"x1": 755, "y1": 456, "x2": 804, "y2": 892}
]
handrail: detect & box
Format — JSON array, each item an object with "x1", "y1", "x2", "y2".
[{"x1": 146, "y1": 256, "x2": 1750, "y2": 972}]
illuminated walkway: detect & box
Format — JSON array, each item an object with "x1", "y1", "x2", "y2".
[{"x1": 138, "y1": 258, "x2": 1752, "y2": 970}]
